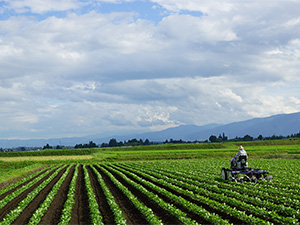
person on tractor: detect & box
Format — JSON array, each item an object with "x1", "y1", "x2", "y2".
[{"x1": 230, "y1": 145, "x2": 248, "y2": 170}]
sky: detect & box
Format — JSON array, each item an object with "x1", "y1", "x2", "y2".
[{"x1": 0, "y1": 0, "x2": 300, "y2": 140}]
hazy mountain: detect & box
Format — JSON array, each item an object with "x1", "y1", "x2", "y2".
[
  {"x1": 1, "y1": 112, "x2": 299, "y2": 148},
  {"x1": 102, "y1": 112, "x2": 300, "y2": 143}
]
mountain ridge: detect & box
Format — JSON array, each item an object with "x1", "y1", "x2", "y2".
[{"x1": 1, "y1": 112, "x2": 299, "y2": 148}]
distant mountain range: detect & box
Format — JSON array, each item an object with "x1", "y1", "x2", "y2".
[{"x1": 1, "y1": 111, "x2": 300, "y2": 148}]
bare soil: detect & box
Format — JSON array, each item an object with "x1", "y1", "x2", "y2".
[
  {"x1": 87, "y1": 165, "x2": 116, "y2": 225},
  {"x1": 69, "y1": 164, "x2": 91, "y2": 225},
  {"x1": 95, "y1": 165, "x2": 149, "y2": 225},
  {"x1": 39, "y1": 165, "x2": 75, "y2": 225},
  {"x1": 12, "y1": 166, "x2": 67, "y2": 225},
  {"x1": 0, "y1": 166, "x2": 60, "y2": 221}
]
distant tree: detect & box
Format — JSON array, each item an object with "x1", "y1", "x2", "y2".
[
  {"x1": 217, "y1": 134, "x2": 223, "y2": 142},
  {"x1": 209, "y1": 135, "x2": 217, "y2": 143},
  {"x1": 222, "y1": 132, "x2": 228, "y2": 141},
  {"x1": 88, "y1": 141, "x2": 97, "y2": 148},
  {"x1": 43, "y1": 143, "x2": 52, "y2": 149},
  {"x1": 74, "y1": 144, "x2": 83, "y2": 148},
  {"x1": 243, "y1": 134, "x2": 253, "y2": 141},
  {"x1": 257, "y1": 134, "x2": 263, "y2": 140},
  {"x1": 108, "y1": 138, "x2": 118, "y2": 147},
  {"x1": 144, "y1": 139, "x2": 150, "y2": 145}
]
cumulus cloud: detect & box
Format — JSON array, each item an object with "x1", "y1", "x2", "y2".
[{"x1": 0, "y1": 0, "x2": 300, "y2": 139}]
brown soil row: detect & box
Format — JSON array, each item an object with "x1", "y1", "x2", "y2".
[
  {"x1": 0, "y1": 165, "x2": 50, "y2": 200},
  {"x1": 115, "y1": 164, "x2": 247, "y2": 225},
  {"x1": 69, "y1": 164, "x2": 91, "y2": 225},
  {"x1": 0, "y1": 166, "x2": 61, "y2": 221},
  {"x1": 94, "y1": 165, "x2": 149, "y2": 225},
  {"x1": 12, "y1": 166, "x2": 68, "y2": 225},
  {"x1": 39, "y1": 165, "x2": 75, "y2": 225},
  {"x1": 86, "y1": 166, "x2": 116, "y2": 225}
]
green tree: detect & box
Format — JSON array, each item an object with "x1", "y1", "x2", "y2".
[{"x1": 209, "y1": 135, "x2": 217, "y2": 143}]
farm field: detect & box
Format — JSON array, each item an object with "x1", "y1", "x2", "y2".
[{"x1": 0, "y1": 158, "x2": 300, "y2": 224}]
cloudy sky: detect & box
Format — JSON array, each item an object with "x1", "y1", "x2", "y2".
[{"x1": 0, "y1": 0, "x2": 300, "y2": 139}]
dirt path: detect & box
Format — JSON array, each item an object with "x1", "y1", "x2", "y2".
[
  {"x1": 69, "y1": 165, "x2": 91, "y2": 225},
  {"x1": 95, "y1": 165, "x2": 149, "y2": 225},
  {"x1": 0, "y1": 166, "x2": 59, "y2": 221},
  {"x1": 87, "y1": 165, "x2": 116, "y2": 225},
  {"x1": 39, "y1": 165, "x2": 75, "y2": 225},
  {"x1": 12, "y1": 166, "x2": 67, "y2": 225}
]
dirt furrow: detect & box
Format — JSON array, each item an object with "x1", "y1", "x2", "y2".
[
  {"x1": 115, "y1": 164, "x2": 247, "y2": 225},
  {"x1": 87, "y1": 165, "x2": 115, "y2": 225},
  {"x1": 95, "y1": 165, "x2": 149, "y2": 225},
  {"x1": 103, "y1": 165, "x2": 184, "y2": 225},
  {"x1": 39, "y1": 165, "x2": 75, "y2": 225},
  {"x1": 12, "y1": 166, "x2": 67, "y2": 225},
  {"x1": 69, "y1": 164, "x2": 91, "y2": 225},
  {"x1": 0, "y1": 166, "x2": 60, "y2": 220}
]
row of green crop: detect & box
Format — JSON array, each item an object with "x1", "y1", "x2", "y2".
[
  {"x1": 124, "y1": 161, "x2": 300, "y2": 212},
  {"x1": 58, "y1": 164, "x2": 79, "y2": 225},
  {"x1": 118, "y1": 163, "x2": 298, "y2": 224},
  {"x1": 1, "y1": 160, "x2": 298, "y2": 225},
  {"x1": 0, "y1": 165, "x2": 66, "y2": 224},
  {"x1": 111, "y1": 164, "x2": 269, "y2": 225},
  {"x1": 97, "y1": 165, "x2": 163, "y2": 224},
  {"x1": 0, "y1": 165, "x2": 61, "y2": 211},
  {"x1": 128, "y1": 159, "x2": 300, "y2": 205},
  {"x1": 103, "y1": 164, "x2": 230, "y2": 225},
  {"x1": 0, "y1": 165, "x2": 52, "y2": 197},
  {"x1": 90, "y1": 165, "x2": 127, "y2": 224},
  {"x1": 83, "y1": 165, "x2": 103, "y2": 224},
  {"x1": 27, "y1": 165, "x2": 74, "y2": 225},
  {"x1": 167, "y1": 161, "x2": 300, "y2": 206},
  {"x1": 101, "y1": 164, "x2": 202, "y2": 225}
]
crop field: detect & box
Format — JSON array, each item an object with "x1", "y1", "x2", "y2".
[{"x1": 0, "y1": 159, "x2": 299, "y2": 224}]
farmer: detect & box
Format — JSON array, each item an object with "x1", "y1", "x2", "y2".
[{"x1": 230, "y1": 145, "x2": 248, "y2": 169}]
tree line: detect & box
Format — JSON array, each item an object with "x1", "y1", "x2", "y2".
[
  {"x1": 2, "y1": 131, "x2": 300, "y2": 152},
  {"x1": 208, "y1": 131, "x2": 300, "y2": 143}
]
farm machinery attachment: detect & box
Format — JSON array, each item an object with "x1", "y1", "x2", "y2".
[
  {"x1": 221, "y1": 167, "x2": 272, "y2": 183},
  {"x1": 221, "y1": 148, "x2": 272, "y2": 183}
]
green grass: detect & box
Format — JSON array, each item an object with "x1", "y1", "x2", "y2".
[{"x1": 0, "y1": 161, "x2": 46, "y2": 188}]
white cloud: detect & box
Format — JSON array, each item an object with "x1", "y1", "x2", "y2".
[{"x1": 1, "y1": 0, "x2": 300, "y2": 139}]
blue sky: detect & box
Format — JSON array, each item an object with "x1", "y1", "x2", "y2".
[{"x1": 0, "y1": 0, "x2": 300, "y2": 139}]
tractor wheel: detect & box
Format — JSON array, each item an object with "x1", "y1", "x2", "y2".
[{"x1": 221, "y1": 168, "x2": 228, "y2": 180}]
